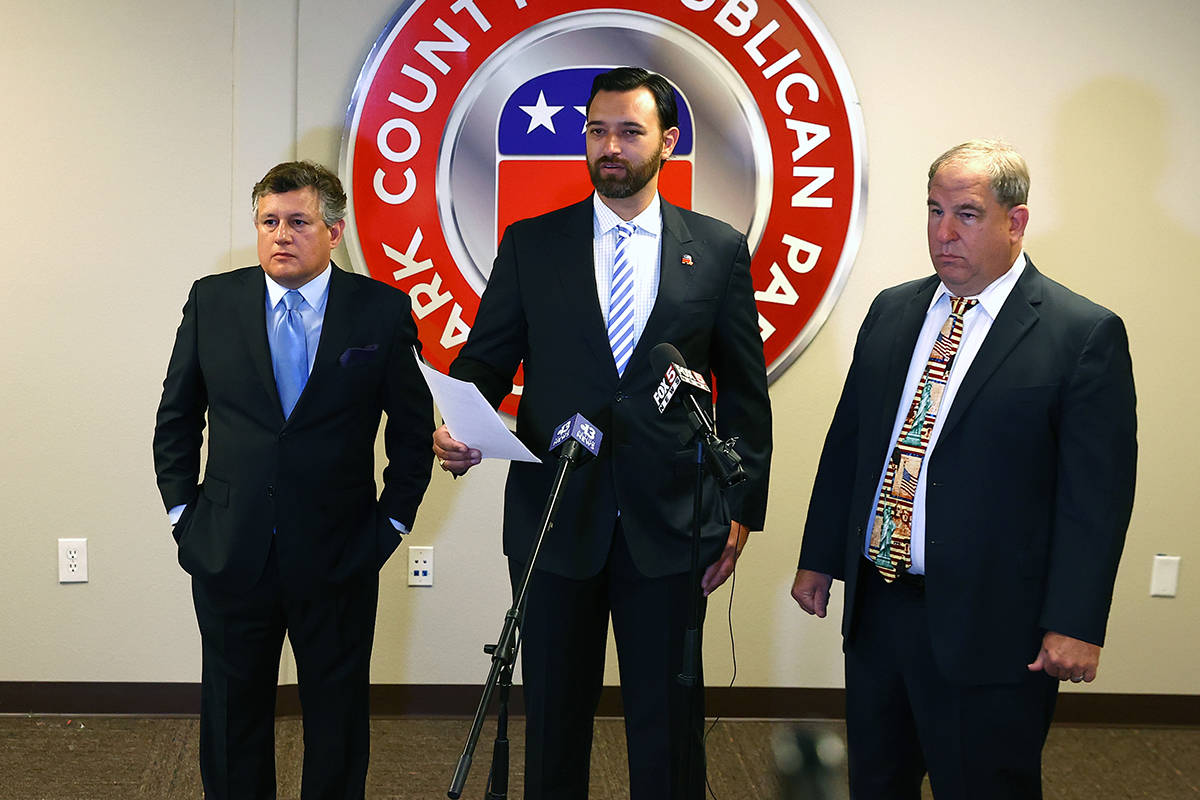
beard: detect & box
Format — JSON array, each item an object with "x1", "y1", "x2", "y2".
[{"x1": 587, "y1": 145, "x2": 663, "y2": 199}]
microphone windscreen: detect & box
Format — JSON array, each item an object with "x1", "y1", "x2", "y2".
[{"x1": 650, "y1": 342, "x2": 686, "y2": 375}]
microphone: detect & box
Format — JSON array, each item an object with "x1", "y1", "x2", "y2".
[
  {"x1": 649, "y1": 343, "x2": 746, "y2": 488},
  {"x1": 548, "y1": 412, "x2": 602, "y2": 465},
  {"x1": 650, "y1": 343, "x2": 716, "y2": 434},
  {"x1": 448, "y1": 411, "x2": 604, "y2": 800},
  {"x1": 652, "y1": 349, "x2": 712, "y2": 414}
]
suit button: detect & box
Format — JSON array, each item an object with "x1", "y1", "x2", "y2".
[
  {"x1": 614, "y1": 392, "x2": 626, "y2": 403},
  {"x1": 266, "y1": 485, "x2": 275, "y2": 497}
]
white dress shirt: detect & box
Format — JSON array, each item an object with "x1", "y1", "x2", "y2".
[
  {"x1": 864, "y1": 253, "x2": 1028, "y2": 574},
  {"x1": 593, "y1": 192, "x2": 662, "y2": 351}
]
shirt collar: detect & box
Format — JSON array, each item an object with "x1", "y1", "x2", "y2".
[
  {"x1": 264, "y1": 263, "x2": 332, "y2": 312},
  {"x1": 929, "y1": 251, "x2": 1027, "y2": 319},
  {"x1": 592, "y1": 192, "x2": 663, "y2": 238}
]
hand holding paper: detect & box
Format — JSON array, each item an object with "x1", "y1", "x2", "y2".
[
  {"x1": 433, "y1": 424, "x2": 479, "y2": 475},
  {"x1": 415, "y1": 352, "x2": 540, "y2": 474}
]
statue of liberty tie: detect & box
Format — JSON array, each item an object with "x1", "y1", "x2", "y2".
[{"x1": 869, "y1": 296, "x2": 977, "y2": 581}]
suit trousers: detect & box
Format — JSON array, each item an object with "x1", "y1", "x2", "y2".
[
  {"x1": 844, "y1": 559, "x2": 1058, "y2": 799},
  {"x1": 509, "y1": 521, "x2": 707, "y2": 800},
  {"x1": 191, "y1": 540, "x2": 380, "y2": 800}
]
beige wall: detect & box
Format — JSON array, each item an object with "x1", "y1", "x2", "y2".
[{"x1": 1, "y1": 0, "x2": 1196, "y2": 696}]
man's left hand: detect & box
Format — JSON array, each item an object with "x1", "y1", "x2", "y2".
[
  {"x1": 1027, "y1": 631, "x2": 1102, "y2": 683},
  {"x1": 701, "y1": 521, "x2": 749, "y2": 596}
]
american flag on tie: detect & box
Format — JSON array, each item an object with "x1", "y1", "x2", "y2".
[
  {"x1": 495, "y1": 67, "x2": 695, "y2": 244},
  {"x1": 898, "y1": 461, "x2": 919, "y2": 499},
  {"x1": 931, "y1": 334, "x2": 958, "y2": 364}
]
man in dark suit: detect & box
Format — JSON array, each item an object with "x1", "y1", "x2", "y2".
[
  {"x1": 153, "y1": 161, "x2": 434, "y2": 799},
  {"x1": 791, "y1": 140, "x2": 1137, "y2": 798},
  {"x1": 434, "y1": 67, "x2": 772, "y2": 798}
]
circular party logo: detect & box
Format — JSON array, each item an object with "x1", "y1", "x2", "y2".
[{"x1": 341, "y1": 1, "x2": 866, "y2": 414}]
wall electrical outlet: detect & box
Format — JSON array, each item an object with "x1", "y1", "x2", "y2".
[
  {"x1": 408, "y1": 545, "x2": 433, "y2": 587},
  {"x1": 58, "y1": 538, "x2": 88, "y2": 583}
]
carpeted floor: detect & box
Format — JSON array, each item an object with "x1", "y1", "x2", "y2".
[{"x1": 0, "y1": 716, "x2": 1197, "y2": 799}]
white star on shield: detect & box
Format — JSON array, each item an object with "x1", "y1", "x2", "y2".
[{"x1": 519, "y1": 90, "x2": 563, "y2": 134}]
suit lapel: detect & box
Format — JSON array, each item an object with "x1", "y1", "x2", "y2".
[
  {"x1": 632, "y1": 200, "x2": 696, "y2": 377},
  {"x1": 551, "y1": 199, "x2": 615, "y2": 372},
  {"x1": 239, "y1": 268, "x2": 284, "y2": 419},
  {"x1": 938, "y1": 262, "x2": 1043, "y2": 440},
  {"x1": 288, "y1": 264, "x2": 360, "y2": 422}
]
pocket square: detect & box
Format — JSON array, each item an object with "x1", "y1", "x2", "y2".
[{"x1": 339, "y1": 344, "x2": 380, "y2": 367}]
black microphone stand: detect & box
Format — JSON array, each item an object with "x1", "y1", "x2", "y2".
[
  {"x1": 675, "y1": 399, "x2": 746, "y2": 795},
  {"x1": 447, "y1": 439, "x2": 589, "y2": 799}
]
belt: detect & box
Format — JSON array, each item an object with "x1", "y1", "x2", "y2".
[{"x1": 863, "y1": 557, "x2": 925, "y2": 592}]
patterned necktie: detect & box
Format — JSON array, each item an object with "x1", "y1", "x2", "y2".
[
  {"x1": 869, "y1": 296, "x2": 978, "y2": 582},
  {"x1": 607, "y1": 222, "x2": 637, "y2": 376},
  {"x1": 273, "y1": 289, "x2": 309, "y2": 418}
]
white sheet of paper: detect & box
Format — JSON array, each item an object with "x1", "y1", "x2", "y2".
[{"x1": 415, "y1": 352, "x2": 541, "y2": 463}]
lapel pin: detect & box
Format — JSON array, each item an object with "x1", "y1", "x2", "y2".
[{"x1": 681, "y1": 254, "x2": 694, "y2": 267}]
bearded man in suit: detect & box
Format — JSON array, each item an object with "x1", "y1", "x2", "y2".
[
  {"x1": 434, "y1": 67, "x2": 772, "y2": 798},
  {"x1": 154, "y1": 160, "x2": 434, "y2": 799},
  {"x1": 792, "y1": 140, "x2": 1137, "y2": 799}
]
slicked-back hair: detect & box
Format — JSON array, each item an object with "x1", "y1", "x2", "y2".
[
  {"x1": 586, "y1": 67, "x2": 679, "y2": 132},
  {"x1": 928, "y1": 139, "x2": 1030, "y2": 209},
  {"x1": 251, "y1": 161, "x2": 347, "y2": 227}
]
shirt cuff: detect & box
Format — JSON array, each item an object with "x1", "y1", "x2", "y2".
[
  {"x1": 168, "y1": 504, "x2": 186, "y2": 525},
  {"x1": 389, "y1": 517, "x2": 409, "y2": 534}
]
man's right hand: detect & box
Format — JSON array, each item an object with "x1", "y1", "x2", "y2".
[
  {"x1": 791, "y1": 569, "x2": 833, "y2": 618},
  {"x1": 432, "y1": 424, "x2": 481, "y2": 476}
]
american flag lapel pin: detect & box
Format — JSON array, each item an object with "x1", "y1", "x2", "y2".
[{"x1": 681, "y1": 254, "x2": 694, "y2": 267}]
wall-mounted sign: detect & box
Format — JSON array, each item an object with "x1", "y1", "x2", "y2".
[{"x1": 342, "y1": 0, "x2": 866, "y2": 413}]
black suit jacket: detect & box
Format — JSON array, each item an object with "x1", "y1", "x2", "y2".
[
  {"x1": 798, "y1": 260, "x2": 1137, "y2": 684},
  {"x1": 153, "y1": 264, "x2": 434, "y2": 592},
  {"x1": 451, "y1": 197, "x2": 772, "y2": 579}
]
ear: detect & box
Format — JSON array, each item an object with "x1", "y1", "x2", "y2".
[
  {"x1": 1008, "y1": 204, "x2": 1029, "y2": 241},
  {"x1": 328, "y1": 218, "x2": 347, "y2": 247},
  {"x1": 660, "y1": 126, "x2": 681, "y2": 161}
]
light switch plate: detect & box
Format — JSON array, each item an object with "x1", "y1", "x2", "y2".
[{"x1": 1150, "y1": 554, "x2": 1180, "y2": 597}]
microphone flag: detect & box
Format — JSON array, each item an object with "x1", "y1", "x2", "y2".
[
  {"x1": 549, "y1": 412, "x2": 603, "y2": 458},
  {"x1": 650, "y1": 342, "x2": 710, "y2": 413}
]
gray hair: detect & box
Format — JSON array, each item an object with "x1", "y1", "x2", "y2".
[
  {"x1": 928, "y1": 139, "x2": 1030, "y2": 208},
  {"x1": 251, "y1": 160, "x2": 347, "y2": 227}
]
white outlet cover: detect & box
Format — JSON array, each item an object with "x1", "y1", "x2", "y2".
[{"x1": 58, "y1": 537, "x2": 88, "y2": 583}]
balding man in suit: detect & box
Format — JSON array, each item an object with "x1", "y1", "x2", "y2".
[{"x1": 792, "y1": 140, "x2": 1136, "y2": 799}]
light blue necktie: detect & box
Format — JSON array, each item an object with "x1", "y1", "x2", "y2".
[
  {"x1": 273, "y1": 289, "x2": 308, "y2": 418},
  {"x1": 606, "y1": 222, "x2": 637, "y2": 376}
]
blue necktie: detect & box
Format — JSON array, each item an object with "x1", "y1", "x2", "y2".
[
  {"x1": 273, "y1": 289, "x2": 308, "y2": 418},
  {"x1": 607, "y1": 222, "x2": 637, "y2": 376}
]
